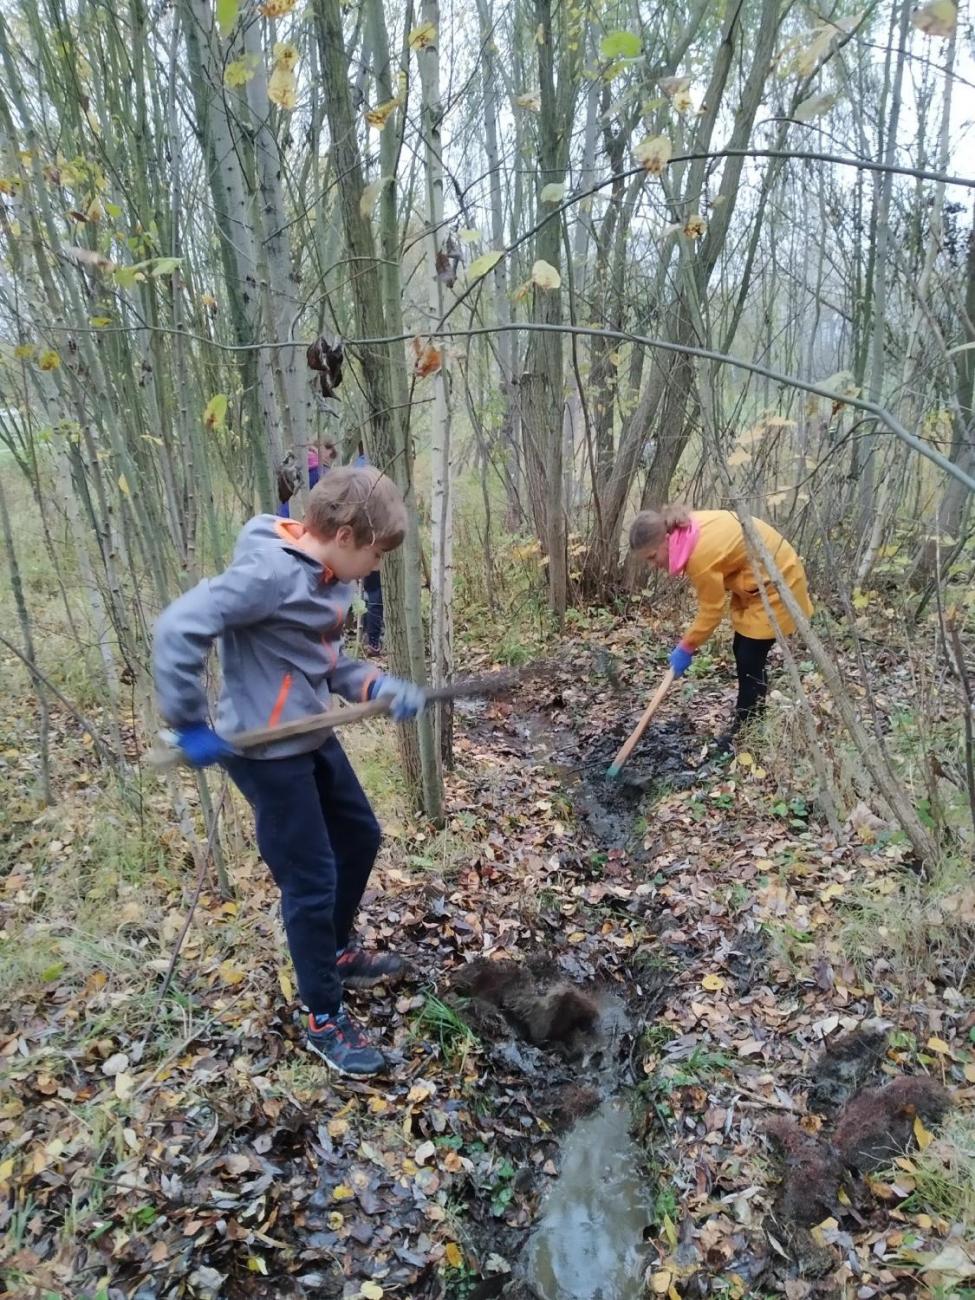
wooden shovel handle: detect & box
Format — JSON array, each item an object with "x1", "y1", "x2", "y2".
[
  {"x1": 145, "y1": 698, "x2": 391, "y2": 770},
  {"x1": 607, "y1": 668, "x2": 675, "y2": 775}
]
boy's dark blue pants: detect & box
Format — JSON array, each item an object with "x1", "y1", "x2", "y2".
[{"x1": 224, "y1": 736, "x2": 380, "y2": 1015}]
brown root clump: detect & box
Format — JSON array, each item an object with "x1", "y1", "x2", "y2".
[
  {"x1": 451, "y1": 958, "x2": 601, "y2": 1050},
  {"x1": 807, "y1": 1026, "x2": 888, "y2": 1112},
  {"x1": 765, "y1": 1118, "x2": 846, "y2": 1227},
  {"x1": 767, "y1": 1075, "x2": 953, "y2": 1229},
  {"x1": 832, "y1": 1076, "x2": 952, "y2": 1172}
]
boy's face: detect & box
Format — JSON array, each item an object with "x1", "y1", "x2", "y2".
[{"x1": 329, "y1": 525, "x2": 384, "y2": 581}]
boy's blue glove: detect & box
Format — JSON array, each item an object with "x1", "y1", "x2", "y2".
[
  {"x1": 369, "y1": 674, "x2": 426, "y2": 722},
  {"x1": 175, "y1": 723, "x2": 233, "y2": 767},
  {"x1": 668, "y1": 644, "x2": 694, "y2": 678}
]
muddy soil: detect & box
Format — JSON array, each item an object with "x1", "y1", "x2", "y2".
[{"x1": 515, "y1": 711, "x2": 703, "y2": 848}]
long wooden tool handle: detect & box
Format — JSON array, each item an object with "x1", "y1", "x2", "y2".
[
  {"x1": 146, "y1": 667, "x2": 525, "y2": 770},
  {"x1": 230, "y1": 697, "x2": 390, "y2": 749},
  {"x1": 607, "y1": 668, "x2": 675, "y2": 776},
  {"x1": 230, "y1": 674, "x2": 513, "y2": 749},
  {"x1": 146, "y1": 698, "x2": 391, "y2": 770}
]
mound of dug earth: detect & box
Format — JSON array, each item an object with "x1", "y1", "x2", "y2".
[{"x1": 451, "y1": 957, "x2": 602, "y2": 1055}]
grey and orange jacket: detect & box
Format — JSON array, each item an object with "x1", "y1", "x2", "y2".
[{"x1": 152, "y1": 515, "x2": 381, "y2": 759}]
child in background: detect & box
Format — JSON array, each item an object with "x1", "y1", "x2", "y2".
[
  {"x1": 629, "y1": 506, "x2": 813, "y2": 747},
  {"x1": 277, "y1": 441, "x2": 338, "y2": 518},
  {"x1": 153, "y1": 466, "x2": 424, "y2": 1076}
]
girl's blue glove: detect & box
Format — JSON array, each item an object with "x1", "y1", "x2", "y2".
[
  {"x1": 175, "y1": 723, "x2": 234, "y2": 767},
  {"x1": 370, "y1": 675, "x2": 426, "y2": 722},
  {"x1": 668, "y1": 644, "x2": 694, "y2": 678}
]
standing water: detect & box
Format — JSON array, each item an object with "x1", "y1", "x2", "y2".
[{"x1": 525, "y1": 1099, "x2": 652, "y2": 1300}]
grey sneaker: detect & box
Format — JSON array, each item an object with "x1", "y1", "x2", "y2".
[{"x1": 306, "y1": 1009, "x2": 385, "y2": 1077}]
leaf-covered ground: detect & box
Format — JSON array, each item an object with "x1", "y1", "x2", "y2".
[{"x1": 2, "y1": 612, "x2": 974, "y2": 1300}]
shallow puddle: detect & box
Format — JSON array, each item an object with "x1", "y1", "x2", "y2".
[{"x1": 524, "y1": 1098, "x2": 652, "y2": 1300}]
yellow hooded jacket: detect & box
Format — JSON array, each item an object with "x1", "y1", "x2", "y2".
[{"x1": 679, "y1": 511, "x2": 813, "y2": 651}]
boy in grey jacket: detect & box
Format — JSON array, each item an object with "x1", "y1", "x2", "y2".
[{"x1": 153, "y1": 466, "x2": 424, "y2": 1076}]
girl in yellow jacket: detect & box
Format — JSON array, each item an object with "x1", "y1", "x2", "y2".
[{"x1": 629, "y1": 506, "x2": 813, "y2": 742}]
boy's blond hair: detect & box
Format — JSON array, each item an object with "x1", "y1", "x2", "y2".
[{"x1": 305, "y1": 465, "x2": 407, "y2": 550}]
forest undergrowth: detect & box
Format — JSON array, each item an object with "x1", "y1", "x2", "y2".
[{"x1": 1, "y1": 521, "x2": 974, "y2": 1300}]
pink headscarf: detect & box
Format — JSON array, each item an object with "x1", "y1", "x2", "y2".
[
  {"x1": 668, "y1": 519, "x2": 700, "y2": 575},
  {"x1": 307, "y1": 448, "x2": 320, "y2": 470}
]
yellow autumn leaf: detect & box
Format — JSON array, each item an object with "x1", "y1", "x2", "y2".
[
  {"x1": 38, "y1": 349, "x2": 60, "y2": 371},
  {"x1": 118, "y1": 474, "x2": 131, "y2": 498},
  {"x1": 246, "y1": 1256, "x2": 268, "y2": 1275},
  {"x1": 216, "y1": 0, "x2": 238, "y2": 36},
  {"x1": 531, "y1": 259, "x2": 561, "y2": 290},
  {"x1": 409, "y1": 21, "x2": 437, "y2": 50},
  {"x1": 701, "y1": 973, "x2": 725, "y2": 991},
  {"x1": 727, "y1": 447, "x2": 751, "y2": 467},
  {"x1": 332, "y1": 1183, "x2": 355, "y2": 1201},
  {"x1": 89, "y1": 316, "x2": 112, "y2": 327},
  {"x1": 360, "y1": 1284, "x2": 383, "y2": 1300},
  {"x1": 259, "y1": 0, "x2": 296, "y2": 15},
  {"x1": 203, "y1": 393, "x2": 228, "y2": 431},
  {"x1": 444, "y1": 1242, "x2": 464, "y2": 1268},
  {"x1": 224, "y1": 57, "x2": 257, "y2": 88},
  {"x1": 273, "y1": 41, "x2": 299, "y2": 70},
  {"x1": 820, "y1": 881, "x2": 844, "y2": 902},
  {"x1": 268, "y1": 65, "x2": 297, "y2": 110},
  {"x1": 217, "y1": 960, "x2": 245, "y2": 986},
  {"x1": 86, "y1": 197, "x2": 104, "y2": 222},
  {"x1": 114, "y1": 1071, "x2": 135, "y2": 1100},
  {"x1": 14, "y1": 344, "x2": 35, "y2": 359},
  {"x1": 634, "y1": 134, "x2": 672, "y2": 175},
  {"x1": 683, "y1": 213, "x2": 706, "y2": 239},
  {"x1": 459, "y1": 228, "x2": 481, "y2": 242},
  {"x1": 278, "y1": 968, "x2": 294, "y2": 1001},
  {"x1": 911, "y1": 0, "x2": 956, "y2": 37},
  {"x1": 365, "y1": 92, "x2": 404, "y2": 129},
  {"x1": 651, "y1": 1272, "x2": 672, "y2": 1296},
  {"x1": 913, "y1": 1115, "x2": 934, "y2": 1150},
  {"x1": 926, "y1": 1036, "x2": 952, "y2": 1056},
  {"x1": 964, "y1": 1063, "x2": 975, "y2": 1083},
  {"x1": 736, "y1": 751, "x2": 753, "y2": 767},
  {"x1": 467, "y1": 250, "x2": 503, "y2": 280},
  {"x1": 540, "y1": 182, "x2": 565, "y2": 203},
  {"x1": 0, "y1": 1157, "x2": 15, "y2": 1185},
  {"x1": 515, "y1": 92, "x2": 541, "y2": 112}
]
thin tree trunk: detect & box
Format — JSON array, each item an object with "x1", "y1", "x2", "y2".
[
  {"x1": 418, "y1": 0, "x2": 454, "y2": 768},
  {"x1": 0, "y1": 474, "x2": 52, "y2": 804},
  {"x1": 314, "y1": 0, "x2": 443, "y2": 818}
]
